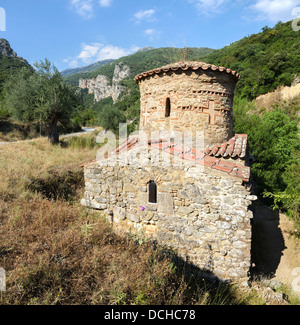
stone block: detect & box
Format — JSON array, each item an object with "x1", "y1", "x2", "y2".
[
  {"x1": 95, "y1": 196, "x2": 107, "y2": 204},
  {"x1": 177, "y1": 190, "x2": 189, "y2": 199},
  {"x1": 186, "y1": 184, "x2": 200, "y2": 197},
  {"x1": 177, "y1": 206, "x2": 194, "y2": 216},
  {"x1": 216, "y1": 221, "x2": 231, "y2": 229},
  {"x1": 127, "y1": 212, "x2": 140, "y2": 223},
  {"x1": 233, "y1": 240, "x2": 248, "y2": 249},
  {"x1": 198, "y1": 225, "x2": 218, "y2": 233},
  {"x1": 113, "y1": 206, "x2": 126, "y2": 220},
  {"x1": 157, "y1": 193, "x2": 174, "y2": 214},
  {"x1": 228, "y1": 249, "x2": 244, "y2": 259},
  {"x1": 182, "y1": 226, "x2": 195, "y2": 237},
  {"x1": 194, "y1": 196, "x2": 207, "y2": 204},
  {"x1": 124, "y1": 183, "x2": 136, "y2": 192},
  {"x1": 93, "y1": 167, "x2": 101, "y2": 174}
]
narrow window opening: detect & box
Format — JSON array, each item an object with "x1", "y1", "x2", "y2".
[
  {"x1": 148, "y1": 181, "x2": 157, "y2": 204},
  {"x1": 165, "y1": 97, "x2": 171, "y2": 117}
]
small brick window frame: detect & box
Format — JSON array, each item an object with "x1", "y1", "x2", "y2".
[{"x1": 148, "y1": 181, "x2": 157, "y2": 204}]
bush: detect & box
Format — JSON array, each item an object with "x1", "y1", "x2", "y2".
[
  {"x1": 98, "y1": 105, "x2": 126, "y2": 133},
  {"x1": 233, "y1": 98, "x2": 300, "y2": 224}
]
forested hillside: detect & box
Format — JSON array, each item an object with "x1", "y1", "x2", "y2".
[
  {"x1": 63, "y1": 47, "x2": 214, "y2": 86},
  {"x1": 204, "y1": 21, "x2": 300, "y2": 100},
  {"x1": 60, "y1": 59, "x2": 115, "y2": 78},
  {"x1": 0, "y1": 39, "x2": 32, "y2": 103}
]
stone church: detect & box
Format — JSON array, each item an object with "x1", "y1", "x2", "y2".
[{"x1": 81, "y1": 61, "x2": 257, "y2": 282}]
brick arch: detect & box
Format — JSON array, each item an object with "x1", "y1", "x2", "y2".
[
  {"x1": 142, "y1": 174, "x2": 162, "y2": 187},
  {"x1": 159, "y1": 91, "x2": 180, "y2": 106}
]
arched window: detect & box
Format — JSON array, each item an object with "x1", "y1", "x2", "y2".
[
  {"x1": 148, "y1": 181, "x2": 157, "y2": 204},
  {"x1": 165, "y1": 97, "x2": 171, "y2": 117}
]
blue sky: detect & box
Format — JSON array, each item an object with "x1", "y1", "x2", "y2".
[{"x1": 1, "y1": 0, "x2": 300, "y2": 71}]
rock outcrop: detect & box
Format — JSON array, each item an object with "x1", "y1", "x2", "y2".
[
  {"x1": 0, "y1": 39, "x2": 18, "y2": 57},
  {"x1": 79, "y1": 62, "x2": 131, "y2": 103},
  {"x1": 255, "y1": 77, "x2": 300, "y2": 109}
]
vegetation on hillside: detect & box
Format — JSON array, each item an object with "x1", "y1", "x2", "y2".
[
  {"x1": 60, "y1": 59, "x2": 115, "y2": 78},
  {"x1": 0, "y1": 54, "x2": 33, "y2": 101},
  {"x1": 233, "y1": 97, "x2": 299, "y2": 229},
  {"x1": 204, "y1": 21, "x2": 300, "y2": 100}
]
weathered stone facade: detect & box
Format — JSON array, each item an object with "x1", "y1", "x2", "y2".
[
  {"x1": 135, "y1": 61, "x2": 240, "y2": 148},
  {"x1": 81, "y1": 61, "x2": 256, "y2": 282}
]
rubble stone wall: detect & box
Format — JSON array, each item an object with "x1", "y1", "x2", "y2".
[{"x1": 81, "y1": 149, "x2": 255, "y2": 281}]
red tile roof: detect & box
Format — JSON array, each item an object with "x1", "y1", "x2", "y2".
[
  {"x1": 104, "y1": 134, "x2": 250, "y2": 182},
  {"x1": 135, "y1": 61, "x2": 240, "y2": 84},
  {"x1": 205, "y1": 134, "x2": 248, "y2": 159}
]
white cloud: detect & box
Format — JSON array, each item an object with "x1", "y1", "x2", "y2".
[
  {"x1": 134, "y1": 9, "x2": 156, "y2": 22},
  {"x1": 188, "y1": 0, "x2": 229, "y2": 15},
  {"x1": 70, "y1": 0, "x2": 113, "y2": 19},
  {"x1": 65, "y1": 43, "x2": 140, "y2": 67},
  {"x1": 78, "y1": 43, "x2": 102, "y2": 63},
  {"x1": 250, "y1": 0, "x2": 300, "y2": 22},
  {"x1": 144, "y1": 29, "x2": 162, "y2": 41},
  {"x1": 70, "y1": 0, "x2": 94, "y2": 19},
  {"x1": 99, "y1": 0, "x2": 113, "y2": 7}
]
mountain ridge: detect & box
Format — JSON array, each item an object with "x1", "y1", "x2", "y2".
[
  {"x1": 60, "y1": 59, "x2": 115, "y2": 78},
  {"x1": 63, "y1": 47, "x2": 216, "y2": 87}
]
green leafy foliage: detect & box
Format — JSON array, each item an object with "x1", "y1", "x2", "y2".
[
  {"x1": 0, "y1": 54, "x2": 33, "y2": 99},
  {"x1": 233, "y1": 97, "x2": 299, "y2": 225},
  {"x1": 98, "y1": 105, "x2": 126, "y2": 133},
  {"x1": 204, "y1": 21, "x2": 300, "y2": 100},
  {"x1": 2, "y1": 59, "x2": 80, "y2": 144}
]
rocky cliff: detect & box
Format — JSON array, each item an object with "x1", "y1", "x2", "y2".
[
  {"x1": 79, "y1": 62, "x2": 131, "y2": 103},
  {"x1": 0, "y1": 39, "x2": 18, "y2": 57}
]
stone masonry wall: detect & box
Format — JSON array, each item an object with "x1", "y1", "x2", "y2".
[
  {"x1": 138, "y1": 69, "x2": 237, "y2": 148},
  {"x1": 81, "y1": 147, "x2": 255, "y2": 281}
]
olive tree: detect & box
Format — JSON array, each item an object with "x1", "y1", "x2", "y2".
[{"x1": 3, "y1": 59, "x2": 80, "y2": 144}]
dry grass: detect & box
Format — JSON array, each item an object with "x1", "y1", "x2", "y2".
[
  {"x1": 0, "y1": 197, "x2": 180, "y2": 305},
  {"x1": 0, "y1": 136, "x2": 266, "y2": 305}
]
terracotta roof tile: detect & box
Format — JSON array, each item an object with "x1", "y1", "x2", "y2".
[
  {"x1": 135, "y1": 61, "x2": 240, "y2": 84},
  {"x1": 205, "y1": 134, "x2": 248, "y2": 159},
  {"x1": 81, "y1": 135, "x2": 250, "y2": 182}
]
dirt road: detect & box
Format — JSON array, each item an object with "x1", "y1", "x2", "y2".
[{"x1": 0, "y1": 127, "x2": 96, "y2": 146}]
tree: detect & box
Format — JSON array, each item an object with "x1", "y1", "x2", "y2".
[
  {"x1": 98, "y1": 105, "x2": 126, "y2": 133},
  {"x1": 3, "y1": 59, "x2": 80, "y2": 144}
]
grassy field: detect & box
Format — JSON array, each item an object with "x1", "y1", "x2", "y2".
[{"x1": 0, "y1": 134, "x2": 296, "y2": 305}]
